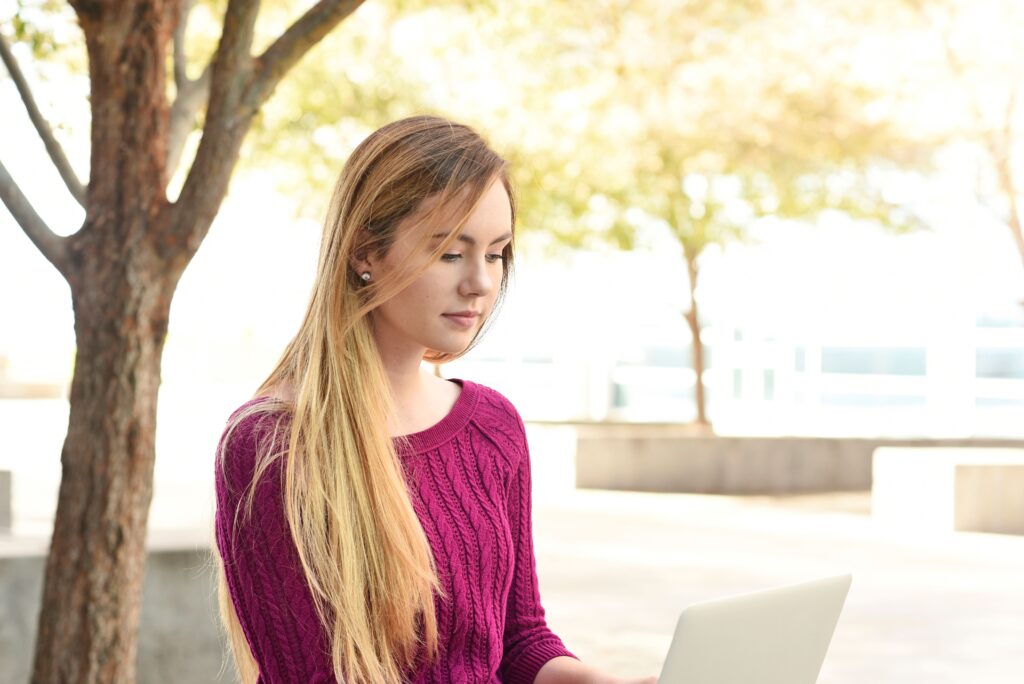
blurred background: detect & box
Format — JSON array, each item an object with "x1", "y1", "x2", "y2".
[{"x1": 1, "y1": 0, "x2": 1023, "y2": 682}]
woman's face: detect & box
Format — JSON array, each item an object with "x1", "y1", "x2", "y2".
[{"x1": 365, "y1": 176, "x2": 513, "y2": 359}]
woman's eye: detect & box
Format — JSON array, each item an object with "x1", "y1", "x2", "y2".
[{"x1": 441, "y1": 254, "x2": 506, "y2": 263}]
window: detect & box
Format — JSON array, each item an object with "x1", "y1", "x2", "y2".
[
  {"x1": 976, "y1": 348, "x2": 1024, "y2": 379},
  {"x1": 821, "y1": 347, "x2": 926, "y2": 375}
]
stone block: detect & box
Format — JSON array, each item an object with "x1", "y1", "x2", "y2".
[{"x1": 871, "y1": 447, "x2": 1024, "y2": 535}]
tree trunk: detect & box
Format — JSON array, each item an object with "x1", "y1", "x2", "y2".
[
  {"x1": 4, "y1": 2, "x2": 361, "y2": 679},
  {"x1": 682, "y1": 243, "x2": 711, "y2": 429},
  {"x1": 29, "y1": 3, "x2": 179, "y2": 678},
  {"x1": 31, "y1": 247, "x2": 176, "y2": 683}
]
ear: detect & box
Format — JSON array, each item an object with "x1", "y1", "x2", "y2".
[
  {"x1": 348, "y1": 228, "x2": 378, "y2": 276},
  {"x1": 348, "y1": 250, "x2": 371, "y2": 277}
]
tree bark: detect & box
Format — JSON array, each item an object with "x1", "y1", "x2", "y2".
[
  {"x1": 682, "y1": 242, "x2": 711, "y2": 429},
  {"x1": 32, "y1": 257, "x2": 176, "y2": 682}
]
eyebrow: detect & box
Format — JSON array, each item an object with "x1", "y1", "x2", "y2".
[{"x1": 430, "y1": 231, "x2": 513, "y2": 246}]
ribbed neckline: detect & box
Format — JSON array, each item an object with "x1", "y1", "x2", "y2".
[
  {"x1": 238, "y1": 377, "x2": 478, "y2": 455},
  {"x1": 393, "y1": 377, "x2": 478, "y2": 455}
]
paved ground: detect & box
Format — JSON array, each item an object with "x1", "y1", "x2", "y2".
[{"x1": 524, "y1": 425, "x2": 1024, "y2": 684}]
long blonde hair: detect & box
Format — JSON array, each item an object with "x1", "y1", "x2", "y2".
[{"x1": 210, "y1": 115, "x2": 517, "y2": 683}]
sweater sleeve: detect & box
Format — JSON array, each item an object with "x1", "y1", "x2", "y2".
[
  {"x1": 214, "y1": 412, "x2": 337, "y2": 684},
  {"x1": 498, "y1": 408, "x2": 579, "y2": 684}
]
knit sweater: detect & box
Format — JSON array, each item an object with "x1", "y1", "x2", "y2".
[{"x1": 214, "y1": 378, "x2": 578, "y2": 683}]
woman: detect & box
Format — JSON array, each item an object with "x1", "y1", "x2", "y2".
[{"x1": 212, "y1": 115, "x2": 657, "y2": 684}]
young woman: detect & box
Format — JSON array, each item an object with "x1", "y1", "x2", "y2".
[{"x1": 211, "y1": 115, "x2": 657, "y2": 684}]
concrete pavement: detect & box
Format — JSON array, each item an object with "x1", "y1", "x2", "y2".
[{"x1": 529, "y1": 486, "x2": 1024, "y2": 683}]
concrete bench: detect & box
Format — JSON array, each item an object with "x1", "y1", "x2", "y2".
[
  {"x1": 0, "y1": 531, "x2": 228, "y2": 683},
  {"x1": 571, "y1": 425, "x2": 1024, "y2": 495},
  {"x1": 871, "y1": 447, "x2": 1024, "y2": 536}
]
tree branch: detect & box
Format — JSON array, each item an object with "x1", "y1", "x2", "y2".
[
  {"x1": 0, "y1": 32, "x2": 86, "y2": 208},
  {"x1": 173, "y1": 0, "x2": 194, "y2": 91},
  {"x1": 993, "y1": 84, "x2": 1024, "y2": 275},
  {"x1": 0, "y1": 159, "x2": 69, "y2": 275},
  {"x1": 167, "y1": 0, "x2": 363, "y2": 272},
  {"x1": 166, "y1": 61, "x2": 211, "y2": 180},
  {"x1": 246, "y1": 0, "x2": 366, "y2": 109},
  {"x1": 172, "y1": 0, "x2": 260, "y2": 190},
  {"x1": 166, "y1": 0, "x2": 217, "y2": 179},
  {"x1": 166, "y1": 0, "x2": 262, "y2": 264}
]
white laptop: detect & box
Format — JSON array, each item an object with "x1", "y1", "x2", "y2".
[{"x1": 657, "y1": 574, "x2": 852, "y2": 684}]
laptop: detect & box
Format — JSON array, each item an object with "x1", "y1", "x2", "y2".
[{"x1": 657, "y1": 574, "x2": 853, "y2": 684}]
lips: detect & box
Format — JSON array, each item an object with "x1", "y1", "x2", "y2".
[{"x1": 442, "y1": 312, "x2": 479, "y2": 329}]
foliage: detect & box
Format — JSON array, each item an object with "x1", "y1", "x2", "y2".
[
  {"x1": 8, "y1": 0, "x2": 1018, "y2": 267},
  {"x1": 206, "y1": 0, "x2": 948, "y2": 263}
]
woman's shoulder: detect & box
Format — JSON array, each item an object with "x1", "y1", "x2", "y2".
[
  {"x1": 216, "y1": 397, "x2": 292, "y2": 479},
  {"x1": 224, "y1": 396, "x2": 291, "y2": 438},
  {"x1": 463, "y1": 379, "x2": 518, "y2": 417},
  {"x1": 462, "y1": 379, "x2": 527, "y2": 448}
]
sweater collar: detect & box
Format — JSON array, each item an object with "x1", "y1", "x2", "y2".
[{"x1": 393, "y1": 377, "x2": 479, "y2": 454}]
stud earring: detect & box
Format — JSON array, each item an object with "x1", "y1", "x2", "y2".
[{"x1": 360, "y1": 272, "x2": 371, "y2": 282}]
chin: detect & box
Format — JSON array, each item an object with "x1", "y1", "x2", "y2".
[
  {"x1": 427, "y1": 336, "x2": 473, "y2": 355},
  {"x1": 433, "y1": 343, "x2": 469, "y2": 356}
]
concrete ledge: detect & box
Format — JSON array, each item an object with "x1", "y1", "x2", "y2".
[
  {"x1": 574, "y1": 430, "x2": 1024, "y2": 494},
  {"x1": 0, "y1": 382, "x2": 64, "y2": 399},
  {"x1": 872, "y1": 447, "x2": 1024, "y2": 536},
  {"x1": 0, "y1": 534, "x2": 231, "y2": 683},
  {"x1": 0, "y1": 470, "x2": 10, "y2": 531}
]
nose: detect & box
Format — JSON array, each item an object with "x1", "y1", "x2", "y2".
[{"x1": 460, "y1": 254, "x2": 496, "y2": 298}]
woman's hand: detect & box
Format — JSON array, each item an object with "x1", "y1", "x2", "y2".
[{"x1": 535, "y1": 656, "x2": 658, "y2": 684}]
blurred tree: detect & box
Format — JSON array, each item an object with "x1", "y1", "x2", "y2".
[
  {"x1": 903, "y1": 0, "x2": 1024, "y2": 306},
  {"x1": 501, "y1": 0, "x2": 936, "y2": 428},
  {"x1": 0, "y1": 1, "x2": 369, "y2": 681},
  {"x1": 593, "y1": 0, "x2": 937, "y2": 428}
]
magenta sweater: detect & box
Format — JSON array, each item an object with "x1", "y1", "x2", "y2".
[{"x1": 214, "y1": 378, "x2": 578, "y2": 683}]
